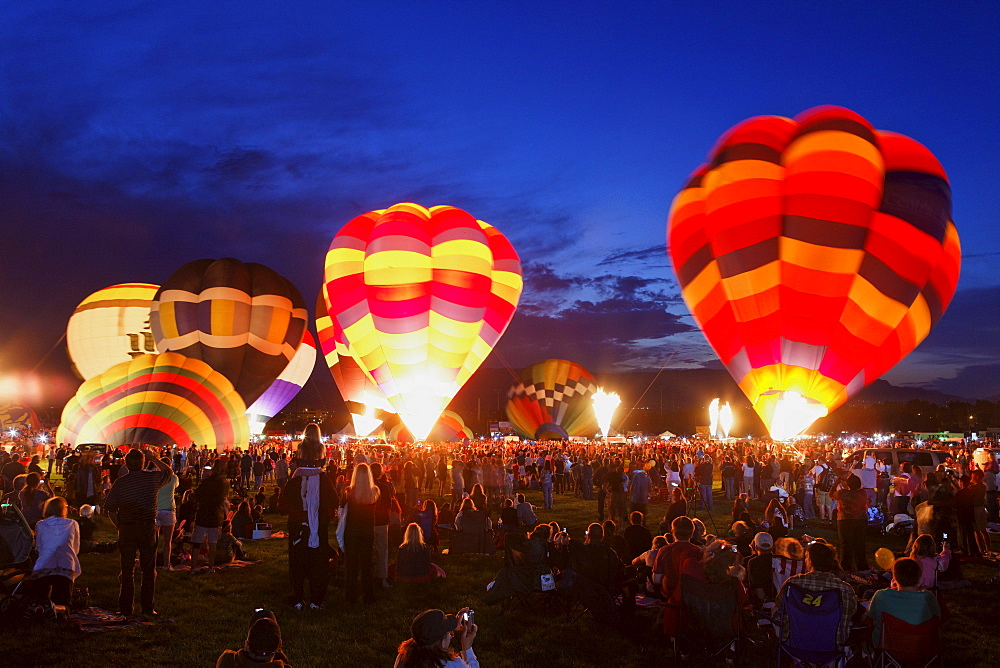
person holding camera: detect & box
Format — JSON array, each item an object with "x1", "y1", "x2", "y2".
[
  {"x1": 216, "y1": 608, "x2": 291, "y2": 667},
  {"x1": 395, "y1": 608, "x2": 479, "y2": 667}
]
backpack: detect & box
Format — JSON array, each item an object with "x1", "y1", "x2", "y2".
[{"x1": 816, "y1": 469, "x2": 837, "y2": 492}]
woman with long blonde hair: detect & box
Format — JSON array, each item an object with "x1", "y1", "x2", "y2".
[
  {"x1": 395, "y1": 523, "x2": 445, "y2": 582},
  {"x1": 342, "y1": 462, "x2": 380, "y2": 603}
]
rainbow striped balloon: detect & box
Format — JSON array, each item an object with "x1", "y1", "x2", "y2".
[
  {"x1": 324, "y1": 203, "x2": 522, "y2": 440},
  {"x1": 57, "y1": 352, "x2": 250, "y2": 450},
  {"x1": 668, "y1": 106, "x2": 961, "y2": 438},
  {"x1": 245, "y1": 331, "x2": 318, "y2": 435},
  {"x1": 388, "y1": 410, "x2": 473, "y2": 443}
]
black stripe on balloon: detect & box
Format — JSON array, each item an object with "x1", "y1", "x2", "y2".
[
  {"x1": 711, "y1": 143, "x2": 783, "y2": 168},
  {"x1": 795, "y1": 118, "x2": 878, "y2": 145},
  {"x1": 880, "y1": 171, "x2": 952, "y2": 244},
  {"x1": 717, "y1": 237, "x2": 779, "y2": 279},
  {"x1": 858, "y1": 253, "x2": 921, "y2": 306},
  {"x1": 676, "y1": 243, "x2": 715, "y2": 286},
  {"x1": 783, "y1": 216, "x2": 868, "y2": 249},
  {"x1": 921, "y1": 283, "x2": 944, "y2": 325}
]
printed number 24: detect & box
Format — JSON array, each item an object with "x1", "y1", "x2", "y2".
[{"x1": 802, "y1": 594, "x2": 823, "y2": 607}]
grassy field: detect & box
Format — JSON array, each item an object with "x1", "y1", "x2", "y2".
[{"x1": 7, "y1": 485, "x2": 1000, "y2": 667}]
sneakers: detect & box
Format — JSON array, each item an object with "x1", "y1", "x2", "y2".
[
  {"x1": 293, "y1": 602, "x2": 305, "y2": 611},
  {"x1": 309, "y1": 603, "x2": 323, "y2": 610}
]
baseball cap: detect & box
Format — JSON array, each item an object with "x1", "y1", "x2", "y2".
[
  {"x1": 411, "y1": 609, "x2": 460, "y2": 646},
  {"x1": 79, "y1": 505, "x2": 94, "y2": 518},
  {"x1": 245, "y1": 615, "x2": 282, "y2": 659},
  {"x1": 753, "y1": 532, "x2": 774, "y2": 550}
]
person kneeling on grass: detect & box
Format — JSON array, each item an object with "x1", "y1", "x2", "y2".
[
  {"x1": 396, "y1": 608, "x2": 478, "y2": 668},
  {"x1": 216, "y1": 608, "x2": 291, "y2": 667},
  {"x1": 216, "y1": 520, "x2": 252, "y2": 565}
]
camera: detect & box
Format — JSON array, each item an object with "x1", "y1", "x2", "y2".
[{"x1": 462, "y1": 610, "x2": 475, "y2": 627}]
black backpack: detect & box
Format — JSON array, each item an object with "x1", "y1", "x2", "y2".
[{"x1": 817, "y1": 469, "x2": 837, "y2": 492}]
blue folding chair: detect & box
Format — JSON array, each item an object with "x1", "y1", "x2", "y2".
[{"x1": 775, "y1": 583, "x2": 847, "y2": 667}]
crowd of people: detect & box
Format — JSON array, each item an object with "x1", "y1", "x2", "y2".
[{"x1": 0, "y1": 428, "x2": 996, "y2": 665}]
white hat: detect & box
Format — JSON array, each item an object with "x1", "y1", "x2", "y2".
[{"x1": 79, "y1": 504, "x2": 94, "y2": 518}]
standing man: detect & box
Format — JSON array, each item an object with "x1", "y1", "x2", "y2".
[
  {"x1": 103, "y1": 447, "x2": 172, "y2": 618},
  {"x1": 696, "y1": 456, "x2": 715, "y2": 511}
]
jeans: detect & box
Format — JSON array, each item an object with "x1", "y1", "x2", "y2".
[
  {"x1": 373, "y1": 524, "x2": 389, "y2": 580},
  {"x1": 699, "y1": 483, "x2": 713, "y2": 510},
  {"x1": 723, "y1": 477, "x2": 737, "y2": 499},
  {"x1": 344, "y1": 532, "x2": 375, "y2": 602},
  {"x1": 118, "y1": 522, "x2": 158, "y2": 615},
  {"x1": 288, "y1": 524, "x2": 331, "y2": 605},
  {"x1": 743, "y1": 477, "x2": 754, "y2": 498},
  {"x1": 837, "y1": 518, "x2": 868, "y2": 571},
  {"x1": 542, "y1": 484, "x2": 553, "y2": 509}
]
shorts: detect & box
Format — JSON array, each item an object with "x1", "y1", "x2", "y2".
[
  {"x1": 155, "y1": 510, "x2": 176, "y2": 527},
  {"x1": 816, "y1": 490, "x2": 833, "y2": 508},
  {"x1": 192, "y1": 525, "x2": 221, "y2": 544}
]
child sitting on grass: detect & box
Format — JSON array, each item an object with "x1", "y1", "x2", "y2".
[{"x1": 216, "y1": 520, "x2": 252, "y2": 565}]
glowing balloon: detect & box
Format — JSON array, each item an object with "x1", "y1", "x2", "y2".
[
  {"x1": 591, "y1": 388, "x2": 621, "y2": 438},
  {"x1": 66, "y1": 283, "x2": 160, "y2": 380},
  {"x1": 875, "y1": 547, "x2": 896, "y2": 571},
  {"x1": 0, "y1": 402, "x2": 41, "y2": 432},
  {"x1": 668, "y1": 106, "x2": 961, "y2": 439},
  {"x1": 56, "y1": 352, "x2": 250, "y2": 450},
  {"x1": 389, "y1": 410, "x2": 473, "y2": 443},
  {"x1": 315, "y1": 291, "x2": 390, "y2": 414},
  {"x1": 151, "y1": 258, "x2": 307, "y2": 407},
  {"x1": 506, "y1": 359, "x2": 599, "y2": 440},
  {"x1": 324, "y1": 203, "x2": 522, "y2": 440},
  {"x1": 245, "y1": 331, "x2": 317, "y2": 435}
]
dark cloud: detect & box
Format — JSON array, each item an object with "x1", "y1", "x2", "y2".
[
  {"x1": 928, "y1": 363, "x2": 1000, "y2": 399},
  {"x1": 598, "y1": 244, "x2": 666, "y2": 266}
]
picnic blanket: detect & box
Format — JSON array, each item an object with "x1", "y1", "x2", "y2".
[{"x1": 69, "y1": 607, "x2": 175, "y2": 633}]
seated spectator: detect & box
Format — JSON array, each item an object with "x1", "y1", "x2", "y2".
[
  {"x1": 623, "y1": 511, "x2": 652, "y2": 561},
  {"x1": 866, "y1": 557, "x2": 941, "y2": 646},
  {"x1": 18, "y1": 472, "x2": 53, "y2": 528},
  {"x1": 551, "y1": 523, "x2": 628, "y2": 624},
  {"x1": 699, "y1": 539, "x2": 749, "y2": 603},
  {"x1": 395, "y1": 523, "x2": 446, "y2": 582},
  {"x1": 653, "y1": 516, "x2": 704, "y2": 635},
  {"x1": 745, "y1": 532, "x2": 775, "y2": 606},
  {"x1": 514, "y1": 493, "x2": 537, "y2": 529},
  {"x1": 437, "y1": 502, "x2": 456, "y2": 531},
  {"x1": 395, "y1": 608, "x2": 478, "y2": 668},
  {"x1": 231, "y1": 501, "x2": 255, "y2": 540},
  {"x1": 690, "y1": 518, "x2": 709, "y2": 546},
  {"x1": 216, "y1": 521, "x2": 251, "y2": 565},
  {"x1": 601, "y1": 520, "x2": 630, "y2": 563},
  {"x1": 731, "y1": 521, "x2": 754, "y2": 559},
  {"x1": 267, "y1": 486, "x2": 282, "y2": 514},
  {"x1": 659, "y1": 488, "x2": 688, "y2": 536},
  {"x1": 498, "y1": 499, "x2": 519, "y2": 532},
  {"x1": 216, "y1": 609, "x2": 290, "y2": 667},
  {"x1": 450, "y1": 499, "x2": 494, "y2": 556},
  {"x1": 25, "y1": 496, "x2": 80, "y2": 606},
  {"x1": 632, "y1": 535, "x2": 667, "y2": 595},
  {"x1": 774, "y1": 542, "x2": 858, "y2": 651},
  {"x1": 415, "y1": 500, "x2": 439, "y2": 549},
  {"x1": 909, "y1": 533, "x2": 951, "y2": 590},
  {"x1": 772, "y1": 537, "x2": 807, "y2": 595}
]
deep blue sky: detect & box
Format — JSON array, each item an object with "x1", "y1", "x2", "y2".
[{"x1": 2, "y1": 1, "x2": 998, "y2": 410}]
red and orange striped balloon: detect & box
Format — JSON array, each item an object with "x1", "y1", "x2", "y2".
[
  {"x1": 668, "y1": 106, "x2": 961, "y2": 438},
  {"x1": 323, "y1": 203, "x2": 522, "y2": 440}
]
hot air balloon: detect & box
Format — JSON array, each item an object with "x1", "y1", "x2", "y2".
[
  {"x1": 388, "y1": 410, "x2": 473, "y2": 443},
  {"x1": 56, "y1": 352, "x2": 250, "y2": 450},
  {"x1": 668, "y1": 106, "x2": 961, "y2": 439},
  {"x1": 315, "y1": 291, "x2": 390, "y2": 414},
  {"x1": 151, "y1": 258, "x2": 308, "y2": 407},
  {"x1": 66, "y1": 283, "x2": 160, "y2": 380},
  {"x1": 0, "y1": 402, "x2": 41, "y2": 432},
  {"x1": 245, "y1": 331, "x2": 317, "y2": 435},
  {"x1": 506, "y1": 359, "x2": 599, "y2": 440},
  {"x1": 324, "y1": 203, "x2": 522, "y2": 440}
]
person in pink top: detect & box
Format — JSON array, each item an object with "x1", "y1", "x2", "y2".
[{"x1": 908, "y1": 533, "x2": 950, "y2": 589}]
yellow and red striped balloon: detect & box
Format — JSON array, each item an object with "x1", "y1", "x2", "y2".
[
  {"x1": 57, "y1": 352, "x2": 250, "y2": 450},
  {"x1": 66, "y1": 282, "x2": 160, "y2": 380},
  {"x1": 323, "y1": 203, "x2": 522, "y2": 440},
  {"x1": 668, "y1": 106, "x2": 961, "y2": 438}
]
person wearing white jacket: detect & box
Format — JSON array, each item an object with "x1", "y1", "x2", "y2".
[{"x1": 29, "y1": 496, "x2": 81, "y2": 605}]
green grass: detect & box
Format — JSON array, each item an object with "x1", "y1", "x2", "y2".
[{"x1": 7, "y1": 485, "x2": 1000, "y2": 667}]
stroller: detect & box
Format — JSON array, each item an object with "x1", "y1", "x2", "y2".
[{"x1": 0, "y1": 502, "x2": 34, "y2": 596}]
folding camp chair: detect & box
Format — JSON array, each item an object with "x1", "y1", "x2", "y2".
[
  {"x1": 876, "y1": 613, "x2": 941, "y2": 668},
  {"x1": 775, "y1": 583, "x2": 848, "y2": 667},
  {"x1": 675, "y1": 573, "x2": 744, "y2": 663}
]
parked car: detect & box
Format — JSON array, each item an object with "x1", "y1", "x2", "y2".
[{"x1": 845, "y1": 448, "x2": 949, "y2": 474}]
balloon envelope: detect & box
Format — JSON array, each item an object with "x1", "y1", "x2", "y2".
[
  {"x1": 506, "y1": 359, "x2": 599, "y2": 440},
  {"x1": 57, "y1": 352, "x2": 250, "y2": 450},
  {"x1": 245, "y1": 331, "x2": 317, "y2": 435},
  {"x1": 324, "y1": 203, "x2": 522, "y2": 440},
  {"x1": 668, "y1": 106, "x2": 961, "y2": 439},
  {"x1": 66, "y1": 283, "x2": 160, "y2": 380},
  {"x1": 151, "y1": 258, "x2": 307, "y2": 407}
]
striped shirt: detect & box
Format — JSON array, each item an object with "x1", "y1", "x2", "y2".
[{"x1": 104, "y1": 469, "x2": 169, "y2": 526}]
